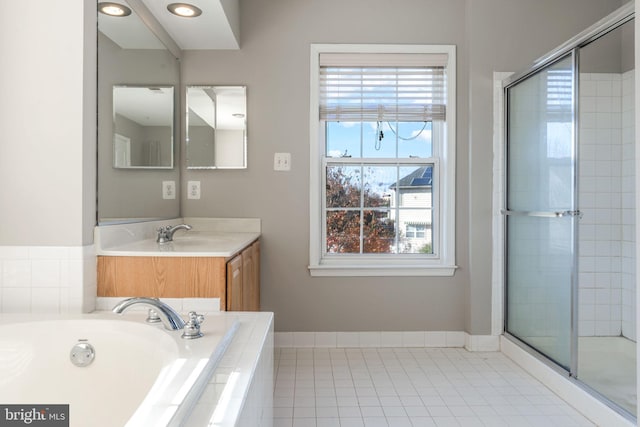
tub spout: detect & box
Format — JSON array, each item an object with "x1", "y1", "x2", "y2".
[{"x1": 112, "y1": 297, "x2": 186, "y2": 331}]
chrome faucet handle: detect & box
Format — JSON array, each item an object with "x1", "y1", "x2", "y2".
[
  {"x1": 146, "y1": 308, "x2": 161, "y2": 324},
  {"x1": 181, "y1": 311, "x2": 204, "y2": 339},
  {"x1": 156, "y1": 226, "x2": 171, "y2": 243},
  {"x1": 189, "y1": 311, "x2": 205, "y2": 324}
]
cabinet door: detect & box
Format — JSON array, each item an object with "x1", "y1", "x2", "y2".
[
  {"x1": 242, "y1": 241, "x2": 260, "y2": 311},
  {"x1": 226, "y1": 254, "x2": 243, "y2": 311},
  {"x1": 250, "y1": 240, "x2": 260, "y2": 310}
]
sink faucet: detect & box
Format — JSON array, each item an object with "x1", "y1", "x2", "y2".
[
  {"x1": 156, "y1": 224, "x2": 192, "y2": 244},
  {"x1": 112, "y1": 297, "x2": 186, "y2": 330}
]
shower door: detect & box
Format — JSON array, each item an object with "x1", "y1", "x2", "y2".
[{"x1": 505, "y1": 53, "x2": 578, "y2": 371}]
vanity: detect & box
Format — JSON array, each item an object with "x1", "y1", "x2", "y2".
[
  {"x1": 95, "y1": 218, "x2": 260, "y2": 311},
  {"x1": 97, "y1": 3, "x2": 257, "y2": 313}
]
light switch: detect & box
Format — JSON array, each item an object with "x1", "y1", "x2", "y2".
[
  {"x1": 162, "y1": 181, "x2": 176, "y2": 199},
  {"x1": 187, "y1": 181, "x2": 201, "y2": 199},
  {"x1": 274, "y1": 153, "x2": 291, "y2": 171}
]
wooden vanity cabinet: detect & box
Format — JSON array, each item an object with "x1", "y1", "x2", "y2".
[
  {"x1": 226, "y1": 240, "x2": 260, "y2": 311},
  {"x1": 97, "y1": 239, "x2": 260, "y2": 311}
]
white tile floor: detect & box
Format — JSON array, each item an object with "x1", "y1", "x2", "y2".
[{"x1": 274, "y1": 347, "x2": 595, "y2": 427}]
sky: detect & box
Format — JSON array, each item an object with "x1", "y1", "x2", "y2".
[
  {"x1": 326, "y1": 120, "x2": 434, "y2": 199},
  {"x1": 326, "y1": 121, "x2": 433, "y2": 159}
]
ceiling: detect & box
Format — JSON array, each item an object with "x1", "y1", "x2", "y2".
[
  {"x1": 188, "y1": 86, "x2": 246, "y2": 130},
  {"x1": 114, "y1": 87, "x2": 174, "y2": 126},
  {"x1": 98, "y1": 0, "x2": 240, "y2": 51}
]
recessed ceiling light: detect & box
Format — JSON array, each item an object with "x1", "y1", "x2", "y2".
[
  {"x1": 167, "y1": 3, "x2": 202, "y2": 18},
  {"x1": 98, "y1": 2, "x2": 132, "y2": 17},
  {"x1": 232, "y1": 113, "x2": 245, "y2": 118}
]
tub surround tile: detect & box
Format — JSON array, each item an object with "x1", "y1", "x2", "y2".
[
  {"x1": 2, "y1": 260, "x2": 31, "y2": 287},
  {"x1": 1, "y1": 288, "x2": 31, "y2": 313},
  {"x1": 95, "y1": 296, "x2": 222, "y2": 314},
  {"x1": 0, "y1": 245, "x2": 95, "y2": 314},
  {"x1": 30, "y1": 288, "x2": 60, "y2": 313},
  {"x1": 183, "y1": 312, "x2": 274, "y2": 427}
]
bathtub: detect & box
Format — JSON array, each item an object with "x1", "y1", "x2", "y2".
[{"x1": 0, "y1": 312, "x2": 239, "y2": 427}]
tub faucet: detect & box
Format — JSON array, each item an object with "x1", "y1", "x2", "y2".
[
  {"x1": 156, "y1": 224, "x2": 192, "y2": 244},
  {"x1": 112, "y1": 297, "x2": 186, "y2": 330}
]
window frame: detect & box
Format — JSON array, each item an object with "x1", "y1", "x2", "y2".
[{"x1": 309, "y1": 44, "x2": 457, "y2": 277}]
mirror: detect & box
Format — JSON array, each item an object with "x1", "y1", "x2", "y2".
[
  {"x1": 113, "y1": 85, "x2": 174, "y2": 168},
  {"x1": 187, "y1": 86, "x2": 247, "y2": 169},
  {"x1": 97, "y1": 2, "x2": 180, "y2": 223}
]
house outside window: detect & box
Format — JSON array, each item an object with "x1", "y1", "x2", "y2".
[
  {"x1": 406, "y1": 224, "x2": 428, "y2": 239},
  {"x1": 309, "y1": 44, "x2": 457, "y2": 277}
]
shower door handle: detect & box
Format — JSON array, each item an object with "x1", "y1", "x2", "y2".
[
  {"x1": 559, "y1": 210, "x2": 583, "y2": 219},
  {"x1": 501, "y1": 209, "x2": 582, "y2": 219}
]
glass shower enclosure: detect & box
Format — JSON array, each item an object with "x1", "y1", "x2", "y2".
[
  {"x1": 505, "y1": 53, "x2": 577, "y2": 372},
  {"x1": 503, "y1": 4, "x2": 636, "y2": 418}
]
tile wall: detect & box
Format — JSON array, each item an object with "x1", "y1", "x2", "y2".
[
  {"x1": 0, "y1": 245, "x2": 96, "y2": 313},
  {"x1": 578, "y1": 71, "x2": 636, "y2": 340}
]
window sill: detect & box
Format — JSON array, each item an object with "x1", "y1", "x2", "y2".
[{"x1": 308, "y1": 263, "x2": 458, "y2": 277}]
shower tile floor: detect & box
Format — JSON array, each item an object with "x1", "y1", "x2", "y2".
[
  {"x1": 578, "y1": 336, "x2": 636, "y2": 416},
  {"x1": 274, "y1": 347, "x2": 595, "y2": 427}
]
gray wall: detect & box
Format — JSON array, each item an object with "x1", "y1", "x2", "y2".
[
  {"x1": 579, "y1": 21, "x2": 634, "y2": 73},
  {"x1": 182, "y1": 0, "x2": 623, "y2": 334}
]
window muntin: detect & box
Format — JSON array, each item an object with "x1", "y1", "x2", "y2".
[
  {"x1": 309, "y1": 44, "x2": 456, "y2": 276},
  {"x1": 324, "y1": 161, "x2": 434, "y2": 256}
]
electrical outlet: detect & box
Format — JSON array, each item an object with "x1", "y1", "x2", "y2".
[
  {"x1": 162, "y1": 181, "x2": 176, "y2": 199},
  {"x1": 274, "y1": 152, "x2": 291, "y2": 171},
  {"x1": 187, "y1": 181, "x2": 201, "y2": 199}
]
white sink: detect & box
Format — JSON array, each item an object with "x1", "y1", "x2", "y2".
[{"x1": 95, "y1": 218, "x2": 261, "y2": 257}]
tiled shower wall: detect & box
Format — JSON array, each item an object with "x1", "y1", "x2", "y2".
[
  {"x1": 0, "y1": 246, "x2": 96, "y2": 314},
  {"x1": 578, "y1": 71, "x2": 636, "y2": 340}
]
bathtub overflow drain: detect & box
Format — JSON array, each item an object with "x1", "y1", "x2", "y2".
[{"x1": 70, "y1": 340, "x2": 95, "y2": 367}]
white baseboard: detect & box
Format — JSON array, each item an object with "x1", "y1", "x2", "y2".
[
  {"x1": 275, "y1": 331, "x2": 500, "y2": 351},
  {"x1": 464, "y1": 333, "x2": 501, "y2": 351}
]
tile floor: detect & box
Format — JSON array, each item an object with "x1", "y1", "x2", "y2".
[{"x1": 273, "y1": 347, "x2": 595, "y2": 427}]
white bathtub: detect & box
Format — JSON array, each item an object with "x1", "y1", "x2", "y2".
[{"x1": 0, "y1": 313, "x2": 238, "y2": 427}]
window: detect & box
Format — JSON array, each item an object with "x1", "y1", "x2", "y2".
[
  {"x1": 309, "y1": 44, "x2": 457, "y2": 276},
  {"x1": 406, "y1": 224, "x2": 427, "y2": 239}
]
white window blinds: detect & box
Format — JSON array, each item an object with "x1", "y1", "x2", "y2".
[{"x1": 319, "y1": 53, "x2": 447, "y2": 122}]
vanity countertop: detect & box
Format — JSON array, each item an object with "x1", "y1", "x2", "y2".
[
  {"x1": 95, "y1": 218, "x2": 261, "y2": 258},
  {"x1": 97, "y1": 231, "x2": 260, "y2": 258}
]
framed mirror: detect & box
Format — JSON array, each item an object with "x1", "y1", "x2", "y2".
[
  {"x1": 187, "y1": 86, "x2": 247, "y2": 169},
  {"x1": 113, "y1": 85, "x2": 174, "y2": 169}
]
